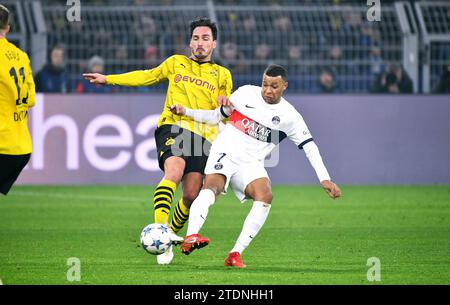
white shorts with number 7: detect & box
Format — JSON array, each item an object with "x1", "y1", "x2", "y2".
[{"x1": 204, "y1": 146, "x2": 269, "y2": 203}]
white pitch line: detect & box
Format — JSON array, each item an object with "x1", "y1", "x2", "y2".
[
  {"x1": 11, "y1": 191, "x2": 145, "y2": 203},
  {"x1": 0, "y1": 278, "x2": 3, "y2": 285}
]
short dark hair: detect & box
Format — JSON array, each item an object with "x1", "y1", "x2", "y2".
[
  {"x1": 190, "y1": 17, "x2": 218, "y2": 40},
  {"x1": 385, "y1": 72, "x2": 398, "y2": 85},
  {"x1": 264, "y1": 64, "x2": 288, "y2": 81},
  {"x1": 0, "y1": 5, "x2": 10, "y2": 30},
  {"x1": 320, "y1": 66, "x2": 336, "y2": 77}
]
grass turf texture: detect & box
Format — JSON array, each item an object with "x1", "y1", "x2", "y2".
[{"x1": 0, "y1": 185, "x2": 449, "y2": 285}]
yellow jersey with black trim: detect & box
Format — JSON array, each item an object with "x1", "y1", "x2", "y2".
[
  {"x1": 0, "y1": 38, "x2": 36, "y2": 155},
  {"x1": 106, "y1": 55, "x2": 232, "y2": 143}
]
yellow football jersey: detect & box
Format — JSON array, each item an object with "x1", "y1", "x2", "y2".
[
  {"x1": 0, "y1": 38, "x2": 36, "y2": 155},
  {"x1": 106, "y1": 54, "x2": 233, "y2": 143}
]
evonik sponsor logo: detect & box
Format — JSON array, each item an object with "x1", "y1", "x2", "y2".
[{"x1": 174, "y1": 74, "x2": 216, "y2": 93}]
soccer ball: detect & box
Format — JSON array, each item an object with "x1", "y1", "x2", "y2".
[{"x1": 140, "y1": 223, "x2": 172, "y2": 255}]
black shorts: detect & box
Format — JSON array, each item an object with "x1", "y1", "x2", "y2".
[
  {"x1": 0, "y1": 153, "x2": 31, "y2": 195},
  {"x1": 155, "y1": 124, "x2": 212, "y2": 175}
]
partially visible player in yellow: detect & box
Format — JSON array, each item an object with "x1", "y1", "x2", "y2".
[
  {"x1": 0, "y1": 5, "x2": 36, "y2": 196},
  {"x1": 83, "y1": 17, "x2": 233, "y2": 264}
]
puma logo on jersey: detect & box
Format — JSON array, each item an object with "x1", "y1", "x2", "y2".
[{"x1": 165, "y1": 137, "x2": 175, "y2": 146}]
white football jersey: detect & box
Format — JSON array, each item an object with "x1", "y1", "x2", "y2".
[{"x1": 214, "y1": 85, "x2": 313, "y2": 163}]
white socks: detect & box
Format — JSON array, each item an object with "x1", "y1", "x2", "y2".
[
  {"x1": 230, "y1": 201, "x2": 271, "y2": 254},
  {"x1": 187, "y1": 193, "x2": 272, "y2": 256},
  {"x1": 186, "y1": 189, "x2": 216, "y2": 236}
]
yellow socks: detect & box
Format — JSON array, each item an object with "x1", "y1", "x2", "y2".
[
  {"x1": 170, "y1": 198, "x2": 190, "y2": 233},
  {"x1": 153, "y1": 179, "x2": 176, "y2": 224}
]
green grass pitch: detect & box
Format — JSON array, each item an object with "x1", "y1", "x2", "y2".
[{"x1": 0, "y1": 185, "x2": 449, "y2": 285}]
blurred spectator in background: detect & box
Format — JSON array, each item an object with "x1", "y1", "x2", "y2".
[
  {"x1": 128, "y1": 15, "x2": 161, "y2": 62},
  {"x1": 243, "y1": 14, "x2": 257, "y2": 33},
  {"x1": 144, "y1": 45, "x2": 160, "y2": 68},
  {"x1": 287, "y1": 44, "x2": 308, "y2": 74},
  {"x1": 221, "y1": 41, "x2": 248, "y2": 74},
  {"x1": 115, "y1": 44, "x2": 129, "y2": 62},
  {"x1": 286, "y1": 45, "x2": 306, "y2": 91},
  {"x1": 255, "y1": 43, "x2": 271, "y2": 61},
  {"x1": 35, "y1": 45, "x2": 68, "y2": 93},
  {"x1": 369, "y1": 45, "x2": 384, "y2": 75},
  {"x1": 239, "y1": 14, "x2": 258, "y2": 58},
  {"x1": 77, "y1": 55, "x2": 114, "y2": 93},
  {"x1": 314, "y1": 66, "x2": 338, "y2": 93},
  {"x1": 359, "y1": 23, "x2": 375, "y2": 49},
  {"x1": 273, "y1": 15, "x2": 291, "y2": 32},
  {"x1": 271, "y1": 15, "x2": 291, "y2": 59},
  {"x1": 371, "y1": 63, "x2": 413, "y2": 94},
  {"x1": 173, "y1": 33, "x2": 190, "y2": 57},
  {"x1": 327, "y1": 45, "x2": 344, "y2": 73},
  {"x1": 341, "y1": 11, "x2": 362, "y2": 34},
  {"x1": 287, "y1": 45, "x2": 303, "y2": 65},
  {"x1": 92, "y1": 27, "x2": 113, "y2": 59},
  {"x1": 222, "y1": 0, "x2": 241, "y2": 5},
  {"x1": 254, "y1": 43, "x2": 272, "y2": 73},
  {"x1": 138, "y1": 16, "x2": 159, "y2": 51},
  {"x1": 432, "y1": 64, "x2": 450, "y2": 94},
  {"x1": 65, "y1": 21, "x2": 90, "y2": 62},
  {"x1": 113, "y1": 44, "x2": 130, "y2": 73},
  {"x1": 305, "y1": 34, "x2": 327, "y2": 60}
]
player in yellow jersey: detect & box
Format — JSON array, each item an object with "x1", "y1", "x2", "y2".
[
  {"x1": 83, "y1": 17, "x2": 233, "y2": 264},
  {"x1": 0, "y1": 5, "x2": 36, "y2": 196}
]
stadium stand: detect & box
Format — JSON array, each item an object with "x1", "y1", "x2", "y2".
[
  {"x1": 1, "y1": 1, "x2": 26, "y2": 51},
  {"x1": 7, "y1": 0, "x2": 450, "y2": 93},
  {"x1": 415, "y1": 1, "x2": 450, "y2": 92}
]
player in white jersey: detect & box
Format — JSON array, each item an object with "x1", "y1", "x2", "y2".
[{"x1": 171, "y1": 65, "x2": 341, "y2": 267}]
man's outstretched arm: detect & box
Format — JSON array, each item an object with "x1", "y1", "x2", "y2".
[
  {"x1": 83, "y1": 69, "x2": 165, "y2": 87},
  {"x1": 169, "y1": 103, "x2": 234, "y2": 124},
  {"x1": 82, "y1": 56, "x2": 172, "y2": 87},
  {"x1": 287, "y1": 111, "x2": 341, "y2": 200},
  {"x1": 303, "y1": 141, "x2": 341, "y2": 199}
]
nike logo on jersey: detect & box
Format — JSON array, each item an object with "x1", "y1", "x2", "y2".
[{"x1": 245, "y1": 104, "x2": 255, "y2": 109}]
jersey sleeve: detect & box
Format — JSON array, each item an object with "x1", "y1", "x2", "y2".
[
  {"x1": 185, "y1": 105, "x2": 233, "y2": 124},
  {"x1": 286, "y1": 110, "x2": 314, "y2": 149},
  {"x1": 228, "y1": 85, "x2": 247, "y2": 108},
  {"x1": 303, "y1": 141, "x2": 331, "y2": 182},
  {"x1": 106, "y1": 56, "x2": 174, "y2": 86},
  {"x1": 24, "y1": 53, "x2": 36, "y2": 108},
  {"x1": 218, "y1": 68, "x2": 233, "y2": 97},
  {"x1": 287, "y1": 109, "x2": 331, "y2": 182}
]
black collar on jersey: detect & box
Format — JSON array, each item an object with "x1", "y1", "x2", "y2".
[{"x1": 189, "y1": 56, "x2": 214, "y2": 65}]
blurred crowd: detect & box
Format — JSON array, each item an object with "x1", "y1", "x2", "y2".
[
  {"x1": 44, "y1": 0, "x2": 383, "y2": 5},
  {"x1": 34, "y1": 0, "x2": 449, "y2": 94}
]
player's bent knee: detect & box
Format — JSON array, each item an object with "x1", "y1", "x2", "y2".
[
  {"x1": 255, "y1": 192, "x2": 273, "y2": 204},
  {"x1": 202, "y1": 185, "x2": 223, "y2": 197},
  {"x1": 164, "y1": 158, "x2": 185, "y2": 182},
  {"x1": 202, "y1": 174, "x2": 226, "y2": 197},
  {"x1": 164, "y1": 170, "x2": 184, "y2": 183},
  {"x1": 182, "y1": 191, "x2": 200, "y2": 207},
  {"x1": 264, "y1": 193, "x2": 273, "y2": 204}
]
